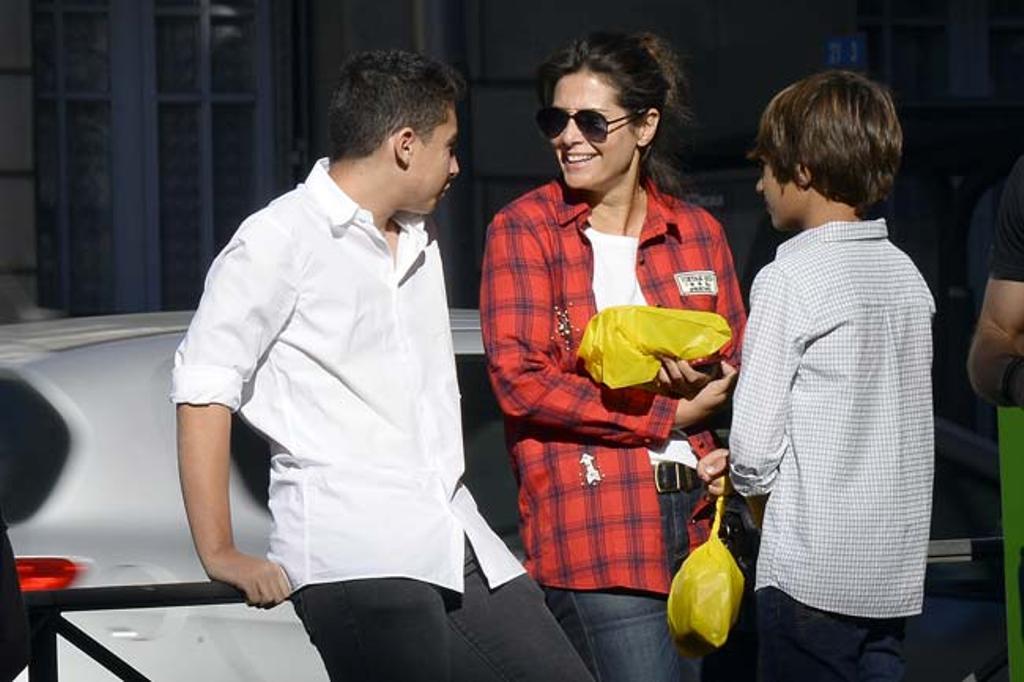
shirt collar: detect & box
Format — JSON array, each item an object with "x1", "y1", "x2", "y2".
[
  {"x1": 392, "y1": 210, "x2": 428, "y2": 237},
  {"x1": 548, "y1": 180, "x2": 591, "y2": 226},
  {"x1": 776, "y1": 218, "x2": 889, "y2": 259},
  {"x1": 303, "y1": 158, "x2": 427, "y2": 240},
  {"x1": 637, "y1": 183, "x2": 677, "y2": 243}
]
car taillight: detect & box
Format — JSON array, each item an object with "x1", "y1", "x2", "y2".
[{"x1": 16, "y1": 557, "x2": 86, "y2": 591}]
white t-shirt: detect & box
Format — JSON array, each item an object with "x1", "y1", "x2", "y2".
[{"x1": 586, "y1": 227, "x2": 697, "y2": 468}]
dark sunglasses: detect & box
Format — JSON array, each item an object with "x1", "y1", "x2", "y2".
[{"x1": 535, "y1": 107, "x2": 645, "y2": 143}]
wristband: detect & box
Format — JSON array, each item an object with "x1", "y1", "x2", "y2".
[{"x1": 1001, "y1": 355, "x2": 1024, "y2": 407}]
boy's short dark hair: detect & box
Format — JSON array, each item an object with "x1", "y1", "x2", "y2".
[
  {"x1": 328, "y1": 50, "x2": 465, "y2": 161},
  {"x1": 749, "y1": 70, "x2": 902, "y2": 216}
]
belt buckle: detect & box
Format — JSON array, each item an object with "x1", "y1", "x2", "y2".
[
  {"x1": 654, "y1": 462, "x2": 701, "y2": 493},
  {"x1": 655, "y1": 462, "x2": 681, "y2": 494}
]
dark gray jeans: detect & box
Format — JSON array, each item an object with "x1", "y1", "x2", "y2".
[{"x1": 291, "y1": 541, "x2": 593, "y2": 682}]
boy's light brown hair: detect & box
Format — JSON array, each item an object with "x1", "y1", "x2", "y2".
[{"x1": 749, "y1": 70, "x2": 902, "y2": 216}]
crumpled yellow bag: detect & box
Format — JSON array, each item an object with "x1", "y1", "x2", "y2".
[
  {"x1": 577, "y1": 305, "x2": 732, "y2": 389},
  {"x1": 667, "y1": 494, "x2": 745, "y2": 658}
]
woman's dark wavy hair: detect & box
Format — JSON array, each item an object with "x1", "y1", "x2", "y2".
[{"x1": 536, "y1": 31, "x2": 693, "y2": 197}]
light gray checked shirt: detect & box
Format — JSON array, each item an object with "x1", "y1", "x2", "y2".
[{"x1": 730, "y1": 219, "x2": 935, "y2": 618}]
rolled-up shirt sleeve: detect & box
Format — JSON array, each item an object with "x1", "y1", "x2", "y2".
[
  {"x1": 171, "y1": 215, "x2": 301, "y2": 411},
  {"x1": 729, "y1": 263, "x2": 806, "y2": 496}
]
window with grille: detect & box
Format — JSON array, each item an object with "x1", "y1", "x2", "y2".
[{"x1": 32, "y1": 0, "x2": 280, "y2": 315}]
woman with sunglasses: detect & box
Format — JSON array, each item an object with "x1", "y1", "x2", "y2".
[{"x1": 480, "y1": 32, "x2": 747, "y2": 681}]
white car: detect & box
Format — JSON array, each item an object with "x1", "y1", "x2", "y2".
[
  {"x1": 2, "y1": 311, "x2": 1008, "y2": 681},
  {"x1": 2, "y1": 310, "x2": 518, "y2": 681}
]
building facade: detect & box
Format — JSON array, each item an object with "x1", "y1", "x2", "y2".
[{"x1": 6, "y1": 0, "x2": 1024, "y2": 435}]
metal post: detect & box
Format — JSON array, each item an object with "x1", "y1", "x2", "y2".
[
  {"x1": 28, "y1": 608, "x2": 58, "y2": 682},
  {"x1": 24, "y1": 581, "x2": 244, "y2": 680}
]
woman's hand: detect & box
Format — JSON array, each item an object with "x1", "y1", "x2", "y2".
[
  {"x1": 672, "y1": 362, "x2": 737, "y2": 428},
  {"x1": 654, "y1": 357, "x2": 712, "y2": 399}
]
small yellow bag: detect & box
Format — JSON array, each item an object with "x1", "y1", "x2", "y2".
[
  {"x1": 577, "y1": 305, "x2": 732, "y2": 389},
  {"x1": 666, "y1": 495, "x2": 745, "y2": 658}
]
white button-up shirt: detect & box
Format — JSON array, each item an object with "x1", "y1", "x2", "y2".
[
  {"x1": 171, "y1": 159, "x2": 525, "y2": 593},
  {"x1": 730, "y1": 219, "x2": 935, "y2": 618}
]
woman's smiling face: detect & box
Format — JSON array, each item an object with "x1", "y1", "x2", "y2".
[{"x1": 549, "y1": 70, "x2": 657, "y2": 198}]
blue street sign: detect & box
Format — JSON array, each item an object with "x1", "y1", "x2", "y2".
[{"x1": 825, "y1": 34, "x2": 868, "y2": 70}]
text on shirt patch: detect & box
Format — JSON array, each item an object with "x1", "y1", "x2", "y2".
[
  {"x1": 579, "y1": 452, "x2": 603, "y2": 486},
  {"x1": 674, "y1": 270, "x2": 718, "y2": 296}
]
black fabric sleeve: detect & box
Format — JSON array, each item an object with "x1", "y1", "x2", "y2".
[
  {"x1": 992, "y1": 155, "x2": 1024, "y2": 281},
  {"x1": 0, "y1": 526, "x2": 29, "y2": 680}
]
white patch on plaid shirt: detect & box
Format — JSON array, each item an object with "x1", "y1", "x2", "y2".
[
  {"x1": 674, "y1": 270, "x2": 718, "y2": 296},
  {"x1": 579, "y1": 452, "x2": 603, "y2": 486}
]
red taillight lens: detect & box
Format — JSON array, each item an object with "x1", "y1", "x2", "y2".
[{"x1": 15, "y1": 557, "x2": 86, "y2": 591}]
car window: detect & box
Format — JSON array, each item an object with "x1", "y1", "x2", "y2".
[{"x1": 0, "y1": 375, "x2": 71, "y2": 524}]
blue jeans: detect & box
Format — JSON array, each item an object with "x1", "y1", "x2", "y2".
[
  {"x1": 757, "y1": 587, "x2": 906, "y2": 682},
  {"x1": 659, "y1": 481, "x2": 704, "y2": 576},
  {"x1": 540, "y1": 486, "x2": 706, "y2": 682},
  {"x1": 544, "y1": 587, "x2": 700, "y2": 682}
]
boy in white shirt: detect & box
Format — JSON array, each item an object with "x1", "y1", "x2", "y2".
[{"x1": 172, "y1": 49, "x2": 591, "y2": 682}]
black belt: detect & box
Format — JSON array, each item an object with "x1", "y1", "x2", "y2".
[{"x1": 654, "y1": 461, "x2": 701, "y2": 494}]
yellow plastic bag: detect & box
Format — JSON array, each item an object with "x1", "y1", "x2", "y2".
[
  {"x1": 666, "y1": 494, "x2": 745, "y2": 658},
  {"x1": 577, "y1": 305, "x2": 732, "y2": 389}
]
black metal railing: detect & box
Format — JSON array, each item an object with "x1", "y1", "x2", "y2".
[
  {"x1": 21, "y1": 537, "x2": 1007, "y2": 681},
  {"x1": 25, "y1": 581, "x2": 243, "y2": 682},
  {"x1": 927, "y1": 537, "x2": 1004, "y2": 564}
]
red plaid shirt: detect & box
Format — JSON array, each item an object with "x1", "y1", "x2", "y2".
[{"x1": 480, "y1": 180, "x2": 747, "y2": 594}]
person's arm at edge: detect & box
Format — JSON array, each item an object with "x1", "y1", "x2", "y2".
[
  {"x1": 971, "y1": 155, "x2": 1024, "y2": 406},
  {"x1": 968, "y1": 277, "x2": 1024, "y2": 406},
  {"x1": 177, "y1": 403, "x2": 290, "y2": 607}
]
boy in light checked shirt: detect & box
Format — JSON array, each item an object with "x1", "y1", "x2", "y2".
[{"x1": 726, "y1": 70, "x2": 935, "y2": 681}]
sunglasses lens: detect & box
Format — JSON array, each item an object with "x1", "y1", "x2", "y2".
[
  {"x1": 536, "y1": 108, "x2": 569, "y2": 138},
  {"x1": 574, "y1": 111, "x2": 609, "y2": 142},
  {"x1": 536, "y1": 108, "x2": 615, "y2": 142}
]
